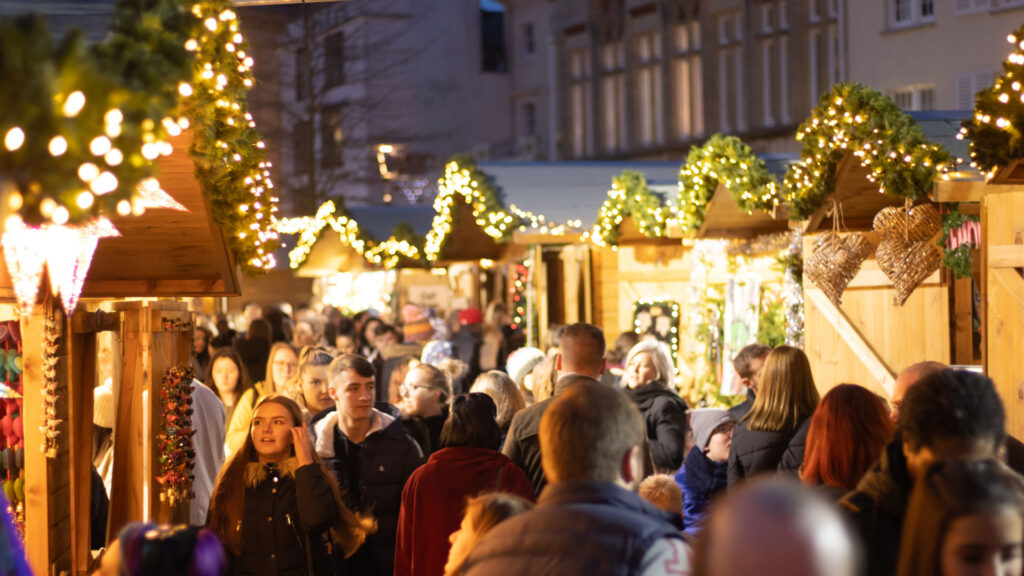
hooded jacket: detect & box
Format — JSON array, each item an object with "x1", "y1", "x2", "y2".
[
  {"x1": 839, "y1": 436, "x2": 912, "y2": 576},
  {"x1": 625, "y1": 381, "x2": 689, "y2": 472},
  {"x1": 728, "y1": 416, "x2": 810, "y2": 485},
  {"x1": 314, "y1": 409, "x2": 425, "y2": 576},
  {"x1": 394, "y1": 447, "x2": 535, "y2": 576}
]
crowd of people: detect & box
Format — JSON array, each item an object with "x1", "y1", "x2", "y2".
[{"x1": 80, "y1": 301, "x2": 1024, "y2": 576}]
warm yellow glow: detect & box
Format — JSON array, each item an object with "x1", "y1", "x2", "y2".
[
  {"x1": 63, "y1": 91, "x2": 86, "y2": 117},
  {"x1": 89, "y1": 136, "x2": 112, "y2": 156},
  {"x1": 48, "y1": 136, "x2": 68, "y2": 156},
  {"x1": 4, "y1": 127, "x2": 24, "y2": 151}
]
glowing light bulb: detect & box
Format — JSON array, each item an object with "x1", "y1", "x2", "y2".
[
  {"x1": 90, "y1": 136, "x2": 112, "y2": 156},
  {"x1": 185, "y1": 39, "x2": 198, "y2": 51},
  {"x1": 116, "y1": 200, "x2": 131, "y2": 216},
  {"x1": 4, "y1": 127, "x2": 24, "y2": 151},
  {"x1": 178, "y1": 83, "x2": 193, "y2": 97},
  {"x1": 205, "y1": 17, "x2": 217, "y2": 31},
  {"x1": 48, "y1": 136, "x2": 68, "y2": 156},
  {"x1": 63, "y1": 91, "x2": 86, "y2": 117},
  {"x1": 104, "y1": 149, "x2": 123, "y2": 166},
  {"x1": 76, "y1": 191, "x2": 94, "y2": 209},
  {"x1": 51, "y1": 206, "x2": 69, "y2": 225},
  {"x1": 90, "y1": 172, "x2": 118, "y2": 195},
  {"x1": 78, "y1": 163, "x2": 100, "y2": 182}
]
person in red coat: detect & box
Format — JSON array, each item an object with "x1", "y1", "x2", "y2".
[{"x1": 395, "y1": 393, "x2": 535, "y2": 576}]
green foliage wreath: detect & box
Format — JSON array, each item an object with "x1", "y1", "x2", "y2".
[{"x1": 964, "y1": 24, "x2": 1024, "y2": 173}]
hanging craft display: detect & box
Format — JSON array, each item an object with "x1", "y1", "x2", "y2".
[
  {"x1": 41, "y1": 313, "x2": 62, "y2": 459},
  {"x1": 939, "y1": 205, "x2": 981, "y2": 279},
  {"x1": 804, "y1": 231, "x2": 873, "y2": 306},
  {"x1": 873, "y1": 203, "x2": 943, "y2": 306},
  {"x1": 156, "y1": 364, "x2": 196, "y2": 506},
  {"x1": 0, "y1": 322, "x2": 24, "y2": 538},
  {"x1": 633, "y1": 300, "x2": 681, "y2": 365}
]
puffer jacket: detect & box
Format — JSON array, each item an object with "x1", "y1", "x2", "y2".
[
  {"x1": 232, "y1": 458, "x2": 338, "y2": 576},
  {"x1": 728, "y1": 416, "x2": 810, "y2": 485},
  {"x1": 314, "y1": 409, "x2": 425, "y2": 576},
  {"x1": 625, "y1": 381, "x2": 689, "y2": 472}
]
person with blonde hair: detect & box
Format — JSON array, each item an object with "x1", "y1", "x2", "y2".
[
  {"x1": 470, "y1": 371, "x2": 527, "y2": 440},
  {"x1": 728, "y1": 345, "x2": 820, "y2": 485},
  {"x1": 207, "y1": 395, "x2": 373, "y2": 575},
  {"x1": 286, "y1": 346, "x2": 336, "y2": 428},
  {"x1": 442, "y1": 493, "x2": 534, "y2": 576},
  {"x1": 402, "y1": 363, "x2": 453, "y2": 455},
  {"x1": 224, "y1": 342, "x2": 298, "y2": 454},
  {"x1": 623, "y1": 340, "x2": 689, "y2": 473}
]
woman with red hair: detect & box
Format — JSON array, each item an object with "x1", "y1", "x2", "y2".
[{"x1": 799, "y1": 383, "x2": 892, "y2": 499}]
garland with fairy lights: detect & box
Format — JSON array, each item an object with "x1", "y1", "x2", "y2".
[
  {"x1": 633, "y1": 300, "x2": 681, "y2": 366},
  {"x1": 588, "y1": 170, "x2": 667, "y2": 248},
  {"x1": 963, "y1": 25, "x2": 1024, "y2": 173},
  {"x1": 510, "y1": 259, "x2": 531, "y2": 333},
  {"x1": 0, "y1": 0, "x2": 280, "y2": 273},
  {"x1": 365, "y1": 223, "x2": 424, "y2": 269},
  {"x1": 783, "y1": 83, "x2": 951, "y2": 221},
  {"x1": 156, "y1": 363, "x2": 196, "y2": 506},
  {"x1": 424, "y1": 155, "x2": 517, "y2": 261},
  {"x1": 677, "y1": 134, "x2": 782, "y2": 233}
]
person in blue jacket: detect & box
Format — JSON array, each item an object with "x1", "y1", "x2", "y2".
[{"x1": 675, "y1": 408, "x2": 735, "y2": 536}]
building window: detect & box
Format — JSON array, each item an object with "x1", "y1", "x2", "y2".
[
  {"x1": 954, "y1": 0, "x2": 990, "y2": 13},
  {"x1": 779, "y1": 1, "x2": 789, "y2": 29},
  {"x1": 523, "y1": 22, "x2": 536, "y2": 55},
  {"x1": 481, "y1": 6, "x2": 506, "y2": 72},
  {"x1": 890, "y1": 0, "x2": 935, "y2": 27},
  {"x1": 808, "y1": 0, "x2": 820, "y2": 23},
  {"x1": 600, "y1": 42, "x2": 627, "y2": 153},
  {"x1": 673, "y1": 22, "x2": 703, "y2": 140},
  {"x1": 761, "y1": 4, "x2": 774, "y2": 33},
  {"x1": 568, "y1": 48, "x2": 592, "y2": 158},
  {"x1": 891, "y1": 86, "x2": 935, "y2": 111},
  {"x1": 635, "y1": 32, "x2": 664, "y2": 147},
  {"x1": 718, "y1": 12, "x2": 744, "y2": 133},
  {"x1": 956, "y1": 70, "x2": 997, "y2": 110},
  {"x1": 762, "y1": 38, "x2": 777, "y2": 127},
  {"x1": 523, "y1": 102, "x2": 537, "y2": 136},
  {"x1": 321, "y1": 106, "x2": 344, "y2": 169},
  {"x1": 296, "y1": 47, "x2": 309, "y2": 101},
  {"x1": 325, "y1": 32, "x2": 345, "y2": 89},
  {"x1": 293, "y1": 120, "x2": 312, "y2": 175}
]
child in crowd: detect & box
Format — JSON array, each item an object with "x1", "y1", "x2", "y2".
[{"x1": 676, "y1": 408, "x2": 735, "y2": 536}]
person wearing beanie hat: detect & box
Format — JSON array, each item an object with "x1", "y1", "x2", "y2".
[
  {"x1": 674, "y1": 408, "x2": 736, "y2": 536},
  {"x1": 402, "y1": 304, "x2": 433, "y2": 343},
  {"x1": 504, "y1": 347, "x2": 546, "y2": 390}
]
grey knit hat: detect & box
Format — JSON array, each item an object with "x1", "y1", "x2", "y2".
[{"x1": 690, "y1": 408, "x2": 736, "y2": 451}]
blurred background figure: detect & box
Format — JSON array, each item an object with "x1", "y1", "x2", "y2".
[
  {"x1": 503, "y1": 347, "x2": 546, "y2": 405},
  {"x1": 800, "y1": 384, "x2": 892, "y2": 500},
  {"x1": 442, "y1": 493, "x2": 534, "y2": 576},
  {"x1": 729, "y1": 346, "x2": 819, "y2": 485},
  {"x1": 192, "y1": 326, "x2": 213, "y2": 380},
  {"x1": 677, "y1": 408, "x2": 735, "y2": 536},
  {"x1": 94, "y1": 523, "x2": 226, "y2": 576},
  {"x1": 602, "y1": 331, "x2": 639, "y2": 388},
  {"x1": 898, "y1": 459, "x2": 1024, "y2": 576},
  {"x1": 623, "y1": 340, "x2": 688, "y2": 474},
  {"x1": 203, "y1": 348, "x2": 251, "y2": 428},
  {"x1": 470, "y1": 371, "x2": 527, "y2": 446},
  {"x1": 696, "y1": 480, "x2": 859, "y2": 576},
  {"x1": 235, "y1": 318, "x2": 272, "y2": 386}
]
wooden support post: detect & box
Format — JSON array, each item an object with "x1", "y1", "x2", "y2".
[
  {"x1": 581, "y1": 246, "x2": 593, "y2": 324},
  {"x1": 67, "y1": 322, "x2": 96, "y2": 575}
]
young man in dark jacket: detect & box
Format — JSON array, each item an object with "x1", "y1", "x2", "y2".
[
  {"x1": 315, "y1": 354, "x2": 425, "y2": 576},
  {"x1": 463, "y1": 380, "x2": 687, "y2": 576},
  {"x1": 840, "y1": 369, "x2": 1005, "y2": 576}
]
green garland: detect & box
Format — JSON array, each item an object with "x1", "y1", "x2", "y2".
[
  {"x1": 0, "y1": 0, "x2": 279, "y2": 273},
  {"x1": 964, "y1": 24, "x2": 1024, "y2": 172},
  {"x1": 783, "y1": 82, "x2": 951, "y2": 220},
  {"x1": 939, "y1": 204, "x2": 980, "y2": 279},
  {"x1": 424, "y1": 154, "x2": 517, "y2": 261},
  {"x1": 589, "y1": 170, "x2": 667, "y2": 247},
  {"x1": 677, "y1": 134, "x2": 782, "y2": 233}
]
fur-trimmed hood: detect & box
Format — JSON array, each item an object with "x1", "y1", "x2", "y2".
[
  {"x1": 244, "y1": 457, "x2": 300, "y2": 488},
  {"x1": 314, "y1": 409, "x2": 395, "y2": 458}
]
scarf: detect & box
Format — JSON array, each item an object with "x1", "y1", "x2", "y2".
[{"x1": 684, "y1": 446, "x2": 728, "y2": 502}]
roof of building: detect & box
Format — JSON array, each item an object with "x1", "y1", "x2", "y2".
[{"x1": 347, "y1": 205, "x2": 435, "y2": 239}]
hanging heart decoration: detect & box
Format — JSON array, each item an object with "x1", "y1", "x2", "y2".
[
  {"x1": 804, "y1": 231, "x2": 873, "y2": 306},
  {"x1": 873, "y1": 203, "x2": 942, "y2": 306}
]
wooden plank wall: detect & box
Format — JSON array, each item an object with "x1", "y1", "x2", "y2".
[
  {"x1": 983, "y1": 192, "x2": 1024, "y2": 441},
  {"x1": 802, "y1": 236, "x2": 951, "y2": 401}
]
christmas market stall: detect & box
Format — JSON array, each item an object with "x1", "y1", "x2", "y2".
[
  {"x1": 0, "y1": 0, "x2": 280, "y2": 573},
  {"x1": 784, "y1": 82, "x2": 965, "y2": 402},
  {"x1": 958, "y1": 25, "x2": 1024, "y2": 441}
]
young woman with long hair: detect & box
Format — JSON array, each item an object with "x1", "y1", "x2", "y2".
[
  {"x1": 442, "y1": 493, "x2": 534, "y2": 576},
  {"x1": 285, "y1": 346, "x2": 336, "y2": 427},
  {"x1": 225, "y1": 343, "x2": 299, "y2": 455},
  {"x1": 898, "y1": 459, "x2": 1024, "y2": 576},
  {"x1": 800, "y1": 384, "x2": 892, "y2": 498},
  {"x1": 204, "y1": 348, "x2": 252, "y2": 426},
  {"x1": 207, "y1": 395, "x2": 374, "y2": 576},
  {"x1": 728, "y1": 345, "x2": 820, "y2": 485}
]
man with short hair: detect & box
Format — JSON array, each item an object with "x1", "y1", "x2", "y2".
[
  {"x1": 841, "y1": 369, "x2": 1006, "y2": 576},
  {"x1": 727, "y1": 343, "x2": 771, "y2": 420},
  {"x1": 464, "y1": 380, "x2": 688, "y2": 575},
  {"x1": 503, "y1": 323, "x2": 607, "y2": 494},
  {"x1": 887, "y1": 360, "x2": 945, "y2": 422},
  {"x1": 314, "y1": 354, "x2": 425, "y2": 576}
]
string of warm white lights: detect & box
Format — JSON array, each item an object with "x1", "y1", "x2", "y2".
[
  {"x1": 963, "y1": 25, "x2": 1024, "y2": 174},
  {"x1": 586, "y1": 170, "x2": 667, "y2": 249}
]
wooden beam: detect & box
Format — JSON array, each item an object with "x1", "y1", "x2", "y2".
[
  {"x1": 512, "y1": 231, "x2": 583, "y2": 245},
  {"x1": 990, "y1": 245, "x2": 1024, "y2": 269},
  {"x1": 67, "y1": 328, "x2": 97, "y2": 574},
  {"x1": 805, "y1": 289, "x2": 896, "y2": 397},
  {"x1": 71, "y1": 309, "x2": 119, "y2": 334},
  {"x1": 933, "y1": 180, "x2": 1024, "y2": 202},
  {"x1": 22, "y1": 304, "x2": 53, "y2": 576}
]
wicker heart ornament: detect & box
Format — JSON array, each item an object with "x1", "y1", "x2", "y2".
[
  {"x1": 873, "y1": 204, "x2": 942, "y2": 306},
  {"x1": 805, "y1": 232, "x2": 873, "y2": 306}
]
